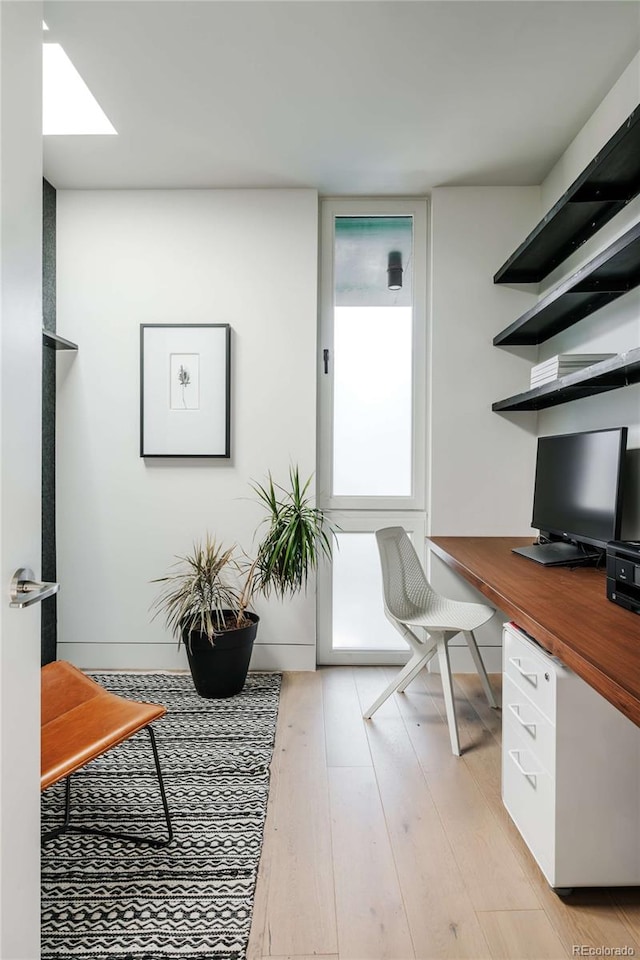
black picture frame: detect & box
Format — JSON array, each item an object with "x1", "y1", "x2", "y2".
[{"x1": 140, "y1": 323, "x2": 231, "y2": 458}]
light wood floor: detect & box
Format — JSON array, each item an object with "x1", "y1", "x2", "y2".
[{"x1": 247, "y1": 667, "x2": 640, "y2": 960}]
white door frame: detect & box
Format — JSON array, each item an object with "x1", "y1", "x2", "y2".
[
  {"x1": 317, "y1": 198, "x2": 429, "y2": 664},
  {"x1": 0, "y1": 4, "x2": 44, "y2": 956}
]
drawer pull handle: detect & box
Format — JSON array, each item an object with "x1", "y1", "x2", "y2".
[
  {"x1": 508, "y1": 657, "x2": 537, "y2": 686},
  {"x1": 508, "y1": 703, "x2": 537, "y2": 734},
  {"x1": 508, "y1": 749, "x2": 538, "y2": 784}
]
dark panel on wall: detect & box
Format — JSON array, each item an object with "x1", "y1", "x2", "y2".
[{"x1": 42, "y1": 178, "x2": 57, "y2": 665}]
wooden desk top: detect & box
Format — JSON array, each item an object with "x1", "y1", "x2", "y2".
[{"x1": 428, "y1": 536, "x2": 640, "y2": 727}]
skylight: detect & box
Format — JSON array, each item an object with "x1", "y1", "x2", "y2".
[
  {"x1": 43, "y1": 43, "x2": 117, "y2": 135},
  {"x1": 42, "y1": 21, "x2": 49, "y2": 30}
]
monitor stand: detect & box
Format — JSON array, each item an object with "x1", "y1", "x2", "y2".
[{"x1": 512, "y1": 541, "x2": 600, "y2": 567}]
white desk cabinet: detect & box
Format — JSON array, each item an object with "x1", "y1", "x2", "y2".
[{"x1": 502, "y1": 622, "x2": 640, "y2": 890}]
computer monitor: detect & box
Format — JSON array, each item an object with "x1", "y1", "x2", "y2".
[{"x1": 532, "y1": 427, "x2": 628, "y2": 550}]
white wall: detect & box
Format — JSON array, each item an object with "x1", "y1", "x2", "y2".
[
  {"x1": 56, "y1": 189, "x2": 318, "y2": 671},
  {"x1": 428, "y1": 186, "x2": 541, "y2": 670},
  {"x1": 55, "y1": 56, "x2": 640, "y2": 676},
  {"x1": 429, "y1": 187, "x2": 541, "y2": 537},
  {"x1": 537, "y1": 51, "x2": 640, "y2": 540},
  {"x1": 429, "y1": 55, "x2": 640, "y2": 673}
]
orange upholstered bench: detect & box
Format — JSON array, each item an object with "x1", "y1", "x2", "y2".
[{"x1": 41, "y1": 661, "x2": 172, "y2": 847}]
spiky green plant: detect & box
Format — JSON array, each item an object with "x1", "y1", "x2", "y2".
[
  {"x1": 151, "y1": 536, "x2": 250, "y2": 646},
  {"x1": 250, "y1": 466, "x2": 333, "y2": 599},
  {"x1": 151, "y1": 468, "x2": 334, "y2": 649}
]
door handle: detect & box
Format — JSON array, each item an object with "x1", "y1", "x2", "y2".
[
  {"x1": 10, "y1": 567, "x2": 60, "y2": 608},
  {"x1": 508, "y1": 656, "x2": 538, "y2": 686},
  {"x1": 508, "y1": 749, "x2": 538, "y2": 784},
  {"x1": 508, "y1": 703, "x2": 537, "y2": 734}
]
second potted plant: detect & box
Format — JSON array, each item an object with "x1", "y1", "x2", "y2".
[{"x1": 152, "y1": 467, "x2": 333, "y2": 698}]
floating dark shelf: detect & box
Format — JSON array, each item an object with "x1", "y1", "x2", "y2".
[
  {"x1": 493, "y1": 221, "x2": 640, "y2": 345},
  {"x1": 494, "y1": 105, "x2": 640, "y2": 284},
  {"x1": 492, "y1": 348, "x2": 640, "y2": 412},
  {"x1": 43, "y1": 330, "x2": 78, "y2": 351}
]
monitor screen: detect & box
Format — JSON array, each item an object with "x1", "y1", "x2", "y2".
[{"x1": 532, "y1": 427, "x2": 627, "y2": 549}]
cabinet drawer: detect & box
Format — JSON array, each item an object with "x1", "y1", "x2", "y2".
[
  {"x1": 502, "y1": 673, "x2": 556, "y2": 777},
  {"x1": 502, "y1": 719, "x2": 555, "y2": 884},
  {"x1": 503, "y1": 623, "x2": 556, "y2": 723}
]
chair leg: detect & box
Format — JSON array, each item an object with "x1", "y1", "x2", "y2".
[
  {"x1": 464, "y1": 630, "x2": 498, "y2": 709},
  {"x1": 146, "y1": 726, "x2": 173, "y2": 843},
  {"x1": 437, "y1": 637, "x2": 461, "y2": 757},
  {"x1": 41, "y1": 726, "x2": 173, "y2": 847},
  {"x1": 396, "y1": 641, "x2": 437, "y2": 692},
  {"x1": 363, "y1": 651, "x2": 432, "y2": 719},
  {"x1": 41, "y1": 775, "x2": 73, "y2": 844}
]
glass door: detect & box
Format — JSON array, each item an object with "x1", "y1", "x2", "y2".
[{"x1": 317, "y1": 200, "x2": 427, "y2": 664}]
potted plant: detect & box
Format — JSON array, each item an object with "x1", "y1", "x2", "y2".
[{"x1": 152, "y1": 467, "x2": 333, "y2": 698}]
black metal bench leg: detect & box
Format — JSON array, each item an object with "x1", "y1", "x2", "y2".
[
  {"x1": 41, "y1": 776, "x2": 72, "y2": 844},
  {"x1": 145, "y1": 726, "x2": 174, "y2": 846},
  {"x1": 41, "y1": 725, "x2": 173, "y2": 848}
]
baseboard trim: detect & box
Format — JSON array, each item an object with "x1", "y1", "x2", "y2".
[{"x1": 57, "y1": 641, "x2": 316, "y2": 672}]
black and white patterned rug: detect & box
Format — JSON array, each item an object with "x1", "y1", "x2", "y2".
[{"x1": 41, "y1": 671, "x2": 281, "y2": 960}]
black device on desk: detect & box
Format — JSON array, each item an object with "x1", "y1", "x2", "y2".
[
  {"x1": 607, "y1": 541, "x2": 640, "y2": 614},
  {"x1": 512, "y1": 426, "x2": 628, "y2": 567}
]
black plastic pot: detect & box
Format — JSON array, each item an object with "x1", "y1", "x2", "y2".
[{"x1": 184, "y1": 611, "x2": 260, "y2": 699}]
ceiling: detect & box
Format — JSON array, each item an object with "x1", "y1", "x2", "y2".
[{"x1": 43, "y1": 1, "x2": 640, "y2": 193}]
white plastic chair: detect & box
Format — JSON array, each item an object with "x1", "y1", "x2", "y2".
[{"x1": 363, "y1": 527, "x2": 498, "y2": 756}]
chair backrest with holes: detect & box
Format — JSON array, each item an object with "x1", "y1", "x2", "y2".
[{"x1": 375, "y1": 527, "x2": 436, "y2": 623}]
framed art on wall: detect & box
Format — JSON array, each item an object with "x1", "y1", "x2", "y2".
[{"x1": 140, "y1": 324, "x2": 231, "y2": 458}]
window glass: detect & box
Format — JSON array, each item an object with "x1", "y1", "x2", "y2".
[
  {"x1": 332, "y1": 532, "x2": 407, "y2": 650},
  {"x1": 332, "y1": 216, "x2": 413, "y2": 497}
]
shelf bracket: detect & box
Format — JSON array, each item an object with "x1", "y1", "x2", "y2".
[{"x1": 42, "y1": 330, "x2": 79, "y2": 352}]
